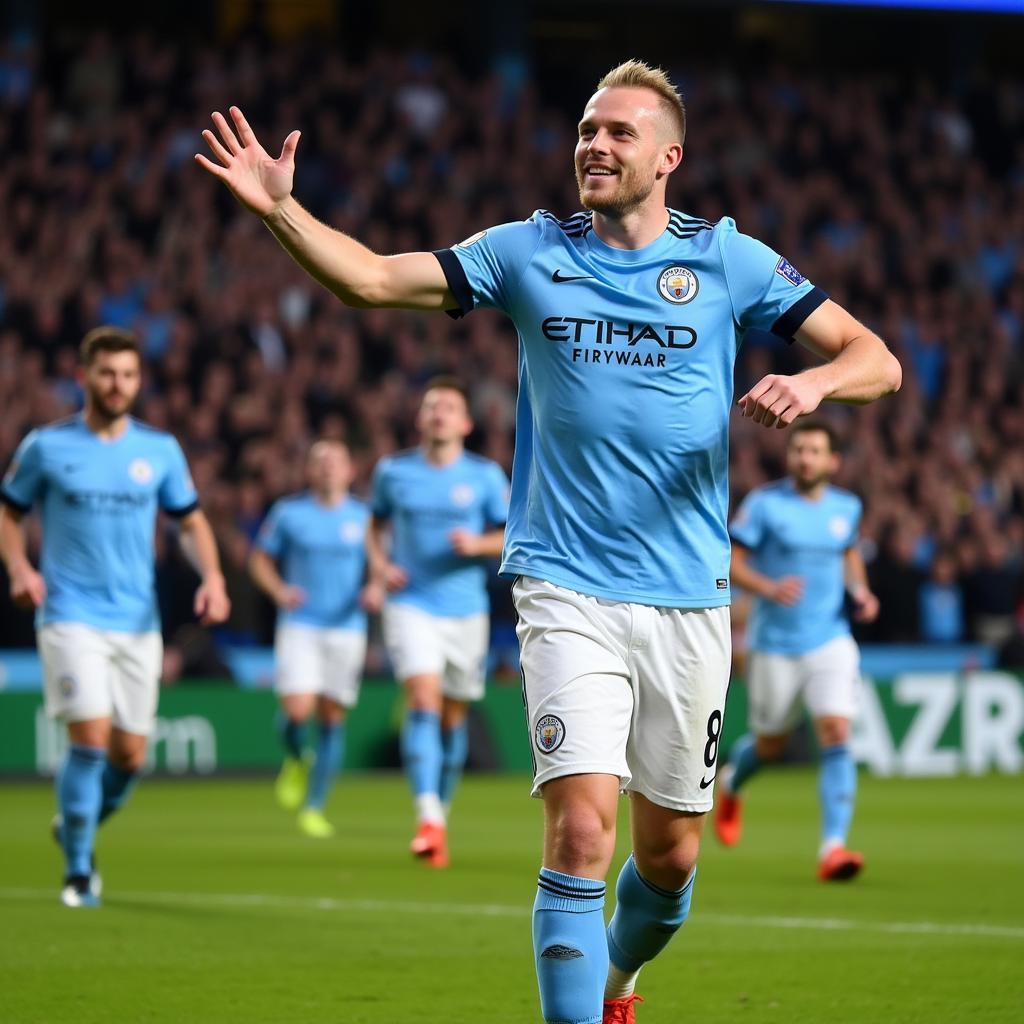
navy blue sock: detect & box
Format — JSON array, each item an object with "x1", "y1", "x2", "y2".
[
  {"x1": 98, "y1": 761, "x2": 138, "y2": 825},
  {"x1": 439, "y1": 722, "x2": 469, "y2": 807},
  {"x1": 305, "y1": 722, "x2": 344, "y2": 811},
  {"x1": 278, "y1": 715, "x2": 306, "y2": 760},
  {"x1": 728, "y1": 733, "x2": 762, "y2": 792},
  {"x1": 401, "y1": 709, "x2": 442, "y2": 799},
  {"x1": 533, "y1": 868, "x2": 608, "y2": 1024},
  {"x1": 819, "y1": 743, "x2": 857, "y2": 846},
  {"x1": 57, "y1": 745, "x2": 106, "y2": 877},
  {"x1": 607, "y1": 855, "x2": 695, "y2": 974}
]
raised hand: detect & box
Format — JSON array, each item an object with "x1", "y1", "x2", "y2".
[{"x1": 195, "y1": 106, "x2": 300, "y2": 218}]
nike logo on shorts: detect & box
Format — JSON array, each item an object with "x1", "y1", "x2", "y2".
[
  {"x1": 551, "y1": 269, "x2": 595, "y2": 283},
  {"x1": 699, "y1": 774, "x2": 716, "y2": 789}
]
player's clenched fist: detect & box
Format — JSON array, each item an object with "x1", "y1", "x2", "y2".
[
  {"x1": 195, "y1": 106, "x2": 300, "y2": 218},
  {"x1": 10, "y1": 563, "x2": 46, "y2": 610},
  {"x1": 737, "y1": 373, "x2": 826, "y2": 429}
]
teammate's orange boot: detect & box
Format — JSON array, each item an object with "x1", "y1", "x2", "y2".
[
  {"x1": 714, "y1": 785, "x2": 743, "y2": 847},
  {"x1": 817, "y1": 846, "x2": 864, "y2": 882},
  {"x1": 603, "y1": 994, "x2": 644, "y2": 1023},
  {"x1": 410, "y1": 821, "x2": 449, "y2": 868}
]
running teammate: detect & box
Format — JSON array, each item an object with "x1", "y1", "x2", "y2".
[
  {"x1": 249, "y1": 440, "x2": 370, "y2": 839},
  {"x1": 198, "y1": 59, "x2": 901, "y2": 1023},
  {"x1": 0, "y1": 327, "x2": 230, "y2": 907},
  {"x1": 365, "y1": 378, "x2": 509, "y2": 868},
  {"x1": 716, "y1": 420, "x2": 879, "y2": 881}
]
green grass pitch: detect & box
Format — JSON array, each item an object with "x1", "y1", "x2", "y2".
[{"x1": 2, "y1": 771, "x2": 1022, "y2": 1023}]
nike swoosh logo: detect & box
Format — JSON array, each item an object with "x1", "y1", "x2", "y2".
[
  {"x1": 699, "y1": 775, "x2": 716, "y2": 789},
  {"x1": 551, "y1": 270, "x2": 595, "y2": 283}
]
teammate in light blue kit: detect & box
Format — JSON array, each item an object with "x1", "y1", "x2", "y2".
[
  {"x1": 200, "y1": 61, "x2": 901, "y2": 1024},
  {"x1": 366, "y1": 378, "x2": 509, "y2": 867},
  {"x1": 250, "y1": 440, "x2": 370, "y2": 839},
  {"x1": 716, "y1": 420, "x2": 880, "y2": 882},
  {"x1": 0, "y1": 328, "x2": 230, "y2": 908}
]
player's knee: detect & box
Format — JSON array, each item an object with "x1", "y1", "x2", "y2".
[
  {"x1": 110, "y1": 746, "x2": 145, "y2": 773},
  {"x1": 817, "y1": 717, "x2": 849, "y2": 747},
  {"x1": 634, "y1": 835, "x2": 700, "y2": 890},
  {"x1": 755, "y1": 735, "x2": 787, "y2": 761},
  {"x1": 548, "y1": 808, "x2": 615, "y2": 874}
]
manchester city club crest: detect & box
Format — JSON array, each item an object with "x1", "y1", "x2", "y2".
[
  {"x1": 535, "y1": 714, "x2": 566, "y2": 754},
  {"x1": 340, "y1": 521, "x2": 363, "y2": 544},
  {"x1": 657, "y1": 265, "x2": 699, "y2": 304},
  {"x1": 450, "y1": 483, "x2": 475, "y2": 507},
  {"x1": 128, "y1": 458, "x2": 154, "y2": 484}
]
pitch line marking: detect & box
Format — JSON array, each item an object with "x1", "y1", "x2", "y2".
[{"x1": 1, "y1": 887, "x2": 1022, "y2": 940}]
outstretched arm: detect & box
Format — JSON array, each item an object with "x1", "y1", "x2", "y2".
[
  {"x1": 738, "y1": 300, "x2": 902, "y2": 428},
  {"x1": 196, "y1": 107, "x2": 454, "y2": 311}
]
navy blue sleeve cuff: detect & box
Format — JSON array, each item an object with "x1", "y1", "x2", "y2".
[
  {"x1": 771, "y1": 286, "x2": 829, "y2": 344},
  {"x1": 0, "y1": 488, "x2": 31, "y2": 513},
  {"x1": 433, "y1": 249, "x2": 474, "y2": 320},
  {"x1": 164, "y1": 500, "x2": 200, "y2": 519}
]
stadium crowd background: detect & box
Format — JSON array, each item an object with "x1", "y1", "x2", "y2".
[{"x1": 1, "y1": 13, "x2": 1023, "y2": 669}]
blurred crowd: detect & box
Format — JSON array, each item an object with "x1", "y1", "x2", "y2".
[{"x1": 1, "y1": 29, "x2": 1023, "y2": 665}]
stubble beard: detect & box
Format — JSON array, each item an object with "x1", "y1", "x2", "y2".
[{"x1": 576, "y1": 164, "x2": 657, "y2": 219}]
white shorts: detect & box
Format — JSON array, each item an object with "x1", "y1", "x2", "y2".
[
  {"x1": 274, "y1": 622, "x2": 366, "y2": 707},
  {"x1": 513, "y1": 576, "x2": 732, "y2": 814},
  {"x1": 747, "y1": 633, "x2": 860, "y2": 736},
  {"x1": 382, "y1": 602, "x2": 489, "y2": 702},
  {"x1": 38, "y1": 622, "x2": 162, "y2": 736}
]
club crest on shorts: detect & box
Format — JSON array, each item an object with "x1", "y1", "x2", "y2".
[
  {"x1": 59, "y1": 674, "x2": 76, "y2": 698},
  {"x1": 657, "y1": 265, "x2": 699, "y2": 304},
  {"x1": 128, "y1": 458, "x2": 153, "y2": 484},
  {"x1": 535, "y1": 714, "x2": 565, "y2": 753}
]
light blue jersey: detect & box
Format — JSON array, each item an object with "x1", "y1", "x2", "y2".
[
  {"x1": 730, "y1": 480, "x2": 862, "y2": 655},
  {"x1": 1, "y1": 414, "x2": 198, "y2": 632},
  {"x1": 371, "y1": 449, "x2": 510, "y2": 617},
  {"x1": 435, "y1": 210, "x2": 827, "y2": 607},
  {"x1": 255, "y1": 493, "x2": 369, "y2": 630}
]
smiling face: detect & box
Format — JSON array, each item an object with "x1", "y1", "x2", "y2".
[
  {"x1": 575, "y1": 86, "x2": 682, "y2": 218},
  {"x1": 82, "y1": 349, "x2": 141, "y2": 421}
]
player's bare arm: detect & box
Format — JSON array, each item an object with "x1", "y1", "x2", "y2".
[
  {"x1": 178, "y1": 509, "x2": 231, "y2": 625},
  {"x1": 843, "y1": 545, "x2": 880, "y2": 623},
  {"x1": 0, "y1": 504, "x2": 47, "y2": 609},
  {"x1": 196, "y1": 107, "x2": 455, "y2": 311},
  {"x1": 730, "y1": 542, "x2": 803, "y2": 606},
  {"x1": 738, "y1": 300, "x2": 902, "y2": 429},
  {"x1": 366, "y1": 516, "x2": 408, "y2": 592},
  {"x1": 248, "y1": 548, "x2": 305, "y2": 610},
  {"x1": 449, "y1": 526, "x2": 505, "y2": 559}
]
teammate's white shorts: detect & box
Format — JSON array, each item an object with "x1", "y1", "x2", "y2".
[
  {"x1": 513, "y1": 576, "x2": 732, "y2": 814},
  {"x1": 747, "y1": 633, "x2": 860, "y2": 736},
  {"x1": 382, "y1": 602, "x2": 489, "y2": 702},
  {"x1": 274, "y1": 622, "x2": 366, "y2": 707},
  {"x1": 38, "y1": 622, "x2": 162, "y2": 736}
]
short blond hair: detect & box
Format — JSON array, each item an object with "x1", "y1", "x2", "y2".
[{"x1": 595, "y1": 59, "x2": 686, "y2": 144}]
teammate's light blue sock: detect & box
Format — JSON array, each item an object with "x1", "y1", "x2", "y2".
[
  {"x1": 439, "y1": 722, "x2": 469, "y2": 806},
  {"x1": 728, "y1": 733, "x2": 762, "y2": 792},
  {"x1": 607, "y1": 855, "x2": 695, "y2": 974},
  {"x1": 278, "y1": 716, "x2": 307, "y2": 760},
  {"x1": 533, "y1": 868, "x2": 608, "y2": 1024},
  {"x1": 305, "y1": 722, "x2": 344, "y2": 811},
  {"x1": 819, "y1": 743, "x2": 857, "y2": 845},
  {"x1": 57, "y1": 745, "x2": 106, "y2": 877},
  {"x1": 401, "y1": 709, "x2": 442, "y2": 798},
  {"x1": 97, "y1": 761, "x2": 138, "y2": 825}
]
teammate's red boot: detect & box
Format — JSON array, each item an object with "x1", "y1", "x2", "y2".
[
  {"x1": 410, "y1": 821, "x2": 449, "y2": 868},
  {"x1": 603, "y1": 994, "x2": 644, "y2": 1023},
  {"x1": 817, "y1": 846, "x2": 864, "y2": 882},
  {"x1": 714, "y1": 785, "x2": 743, "y2": 847}
]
